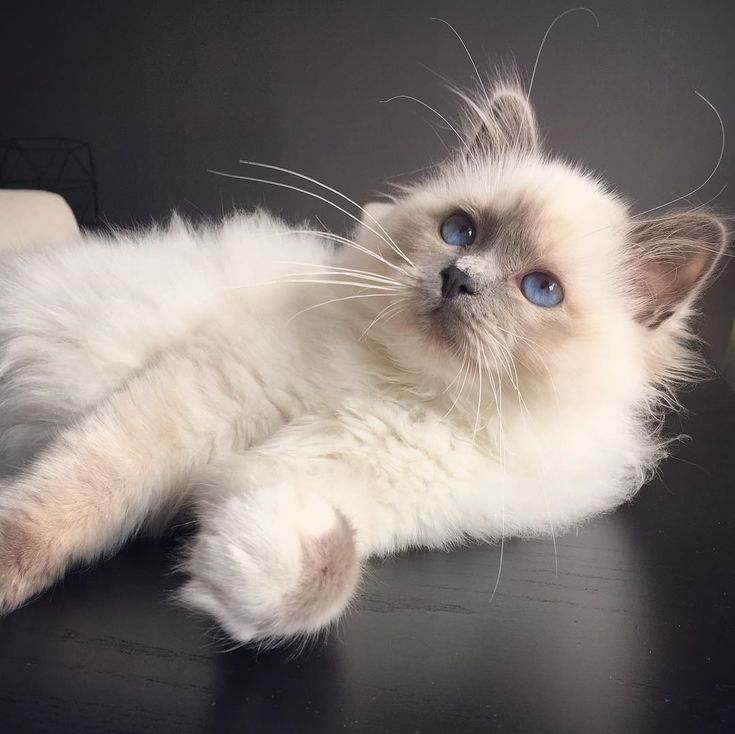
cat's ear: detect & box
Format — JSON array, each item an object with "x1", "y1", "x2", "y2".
[
  {"x1": 629, "y1": 209, "x2": 729, "y2": 328},
  {"x1": 468, "y1": 85, "x2": 540, "y2": 158}
]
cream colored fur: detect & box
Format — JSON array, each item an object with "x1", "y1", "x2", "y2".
[{"x1": 0, "y1": 81, "x2": 728, "y2": 643}]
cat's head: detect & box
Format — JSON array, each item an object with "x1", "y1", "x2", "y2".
[{"x1": 351, "y1": 77, "x2": 730, "y2": 411}]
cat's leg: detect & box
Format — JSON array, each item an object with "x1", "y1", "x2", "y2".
[
  {"x1": 180, "y1": 480, "x2": 360, "y2": 643},
  {"x1": 178, "y1": 414, "x2": 510, "y2": 644},
  {"x1": 0, "y1": 387, "x2": 198, "y2": 611},
  {"x1": 0, "y1": 326, "x2": 284, "y2": 613}
]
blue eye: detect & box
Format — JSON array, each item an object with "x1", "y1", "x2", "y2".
[
  {"x1": 520, "y1": 272, "x2": 563, "y2": 307},
  {"x1": 440, "y1": 212, "x2": 476, "y2": 247}
]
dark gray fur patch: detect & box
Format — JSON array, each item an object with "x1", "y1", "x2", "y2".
[
  {"x1": 467, "y1": 87, "x2": 540, "y2": 158},
  {"x1": 476, "y1": 202, "x2": 540, "y2": 270}
]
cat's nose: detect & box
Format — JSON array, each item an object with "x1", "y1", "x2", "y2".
[{"x1": 440, "y1": 265, "x2": 477, "y2": 299}]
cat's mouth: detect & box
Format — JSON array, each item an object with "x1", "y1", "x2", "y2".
[
  {"x1": 428, "y1": 292, "x2": 475, "y2": 319},
  {"x1": 421, "y1": 298, "x2": 473, "y2": 349}
]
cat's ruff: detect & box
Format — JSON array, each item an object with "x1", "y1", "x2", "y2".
[{"x1": 0, "y1": 79, "x2": 728, "y2": 643}]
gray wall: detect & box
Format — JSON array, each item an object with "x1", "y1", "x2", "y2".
[{"x1": 3, "y1": 0, "x2": 734, "y2": 367}]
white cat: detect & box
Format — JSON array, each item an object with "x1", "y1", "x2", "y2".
[{"x1": 0, "y1": 78, "x2": 728, "y2": 643}]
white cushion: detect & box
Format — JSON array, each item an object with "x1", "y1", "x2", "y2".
[{"x1": 0, "y1": 189, "x2": 79, "y2": 251}]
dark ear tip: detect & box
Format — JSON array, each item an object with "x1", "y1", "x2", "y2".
[
  {"x1": 490, "y1": 83, "x2": 527, "y2": 100},
  {"x1": 467, "y1": 79, "x2": 540, "y2": 158},
  {"x1": 488, "y1": 85, "x2": 535, "y2": 115},
  {"x1": 711, "y1": 214, "x2": 731, "y2": 247},
  {"x1": 690, "y1": 210, "x2": 729, "y2": 269},
  {"x1": 633, "y1": 208, "x2": 729, "y2": 251}
]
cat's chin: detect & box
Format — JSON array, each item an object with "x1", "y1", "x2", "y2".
[
  {"x1": 388, "y1": 303, "x2": 476, "y2": 384},
  {"x1": 422, "y1": 301, "x2": 472, "y2": 352}
]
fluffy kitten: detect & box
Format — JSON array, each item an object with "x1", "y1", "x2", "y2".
[{"x1": 0, "y1": 78, "x2": 728, "y2": 643}]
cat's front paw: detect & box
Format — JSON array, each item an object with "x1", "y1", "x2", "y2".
[
  {"x1": 179, "y1": 485, "x2": 360, "y2": 644},
  {"x1": 0, "y1": 513, "x2": 61, "y2": 613}
]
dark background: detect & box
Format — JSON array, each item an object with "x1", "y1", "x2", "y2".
[{"x1": 2, "y1": 0, "x2": 734, "y2": 366}]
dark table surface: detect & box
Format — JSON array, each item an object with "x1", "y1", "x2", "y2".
[{"x1": 1, "y1": 378, "x2": 734, "y2": 734}]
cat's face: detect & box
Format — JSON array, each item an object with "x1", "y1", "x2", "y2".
[
  {"x1": 355, "y1": 81, "x2": 728, "y2": 401},
  {"x1": 377, "y1": 159, "x2": 631, "y2": 391}
]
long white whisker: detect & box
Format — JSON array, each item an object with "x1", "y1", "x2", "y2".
[
  {"x1": 482, "y1": 347, "x2": 503, "y2": 447},
  {"x1": 493, "y1": 339, "x2": 529, "y2": 418},
  {"x1": 498, "y1": 338, "x2": 558, "y2": 582},
  {"x1": 207, "y1": 170, "x2": 410, "y2": 267},
  {"x1": 489, "y1": 508, "x2": 506, "y2": 603},
  {"x1": 379, "y1": 95, "x2": 471, "y2": 154},
  {"x1": 485, "y1": 336, "x2": 555, "y2": 580},
  {"x1": 543, "y1": 491, "x2": 559, "y2": 577},
  {"x1": 441, "y1": 348, "x2": 469, "y2": 395},
  {"x1": 479, "y1": 341, "x2": 500, "y2": 415},
  {"x1": 482, "y1": 340, "x2": 505, "y2": 604},
  {"x1": 493, "y1": 324, "x2": 559, "y2": 402},
  {"x1": 384, "y1": 160, "x2": 442, "y2": 183},
  {"x1": 430, "y1": 17, "x2": 489, "y2": 100},
  {"x1": 480, "y1": 342, "x2": 506, "y2": 604},
  {"x1": 472, "y1": 340, "x2": 483, "y2": 445},
  {"x1": 278, "y1": 261, "x2": 404, "y2": 286},
  {"x1": 287, "y1": 292, "x2": 396, "y2": 322},
  {"x1": 494, "y1": 324, "x2": 550, "y2": 356},
  {"x1": 481, "y1": 342, "x2": 504, "y2": 444},
  {"x1": 377, "y1": 302, "x2": 406, "y2": 329},
  {"x1": 360, "y1": 298, "x2": 406, "y2": 341},
  {"x1": 442, "y1": 353, "x2": 472, "y2": 420},
  {"x1": 269, "y1": 229, "x2": 409, "y2": 276},
  {"x1": 485, "y1": 333, "x2": 517, "y2": 390},
  {"x1": 278, "y1": 270, "x2": 404, "y2": 287},
  {"x1": 272, "y1": 278, "x2": 400, "y2": 291},
  {"x1": 361, "y1": 300, "x2": 400, "y2": 336},
  {"x1": 527, "y1": 8, "x2": 600, "y2": 101},
  {"x1": 634, "y1": 91, "x2": 725, "y2": 217},
  {"x1": 238, "y1": 160, "x2": 414, "y2": 267},
  {"x1": 227, "y1": 278, "x2": 401, "y2": 294},
  {"x1": 497, "y1": 345, "x2": 528, "y2": 424}
]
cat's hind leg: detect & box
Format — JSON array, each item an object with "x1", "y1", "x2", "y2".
[
  {"x1": 179, "y1": 475, "x2": 360, "y2": 644},
  {"x1": 0, "y1": 329, "x2": 260, "y2": 613}
]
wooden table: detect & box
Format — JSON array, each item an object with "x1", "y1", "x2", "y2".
[{"x1": 1, "y1": 378, "x2": 733, "y2": 733}]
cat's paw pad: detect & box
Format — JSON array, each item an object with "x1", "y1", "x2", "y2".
[{"x1": 179, "y1": 485, "x2": 360, "y2": 643}]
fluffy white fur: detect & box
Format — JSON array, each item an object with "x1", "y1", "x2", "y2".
[{"x1": 0, "y1": 80, "x2": 728, "y2": 643}]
